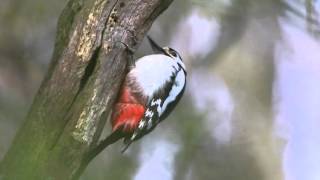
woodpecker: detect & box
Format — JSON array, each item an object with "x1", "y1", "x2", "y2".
[{"x1": 92, "y1": 36, "x2": 186, "y2": 155}]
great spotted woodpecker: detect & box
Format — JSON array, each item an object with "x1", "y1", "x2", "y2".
[{"x1": 92, "y1": 36, "x2": 186, "y2": 154}]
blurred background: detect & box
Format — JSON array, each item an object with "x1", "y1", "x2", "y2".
[{"x1": 1, "y1": 0, "x2": 320, "y2": 179}]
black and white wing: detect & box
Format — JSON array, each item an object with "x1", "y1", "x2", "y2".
[{"x1": 129, "y1": 65, "x2": 186, "y2": 141}]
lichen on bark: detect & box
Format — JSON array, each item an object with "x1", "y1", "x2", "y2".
[{"x1": 76, "y1": 0, "x2": 108, "y2": 61}]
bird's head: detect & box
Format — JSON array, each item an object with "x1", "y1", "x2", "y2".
[{"x1": 147, "y1": 36, "x2": 182, "y2": 61}]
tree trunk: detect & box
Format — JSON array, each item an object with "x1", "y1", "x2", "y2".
[{"x1": 0, "y1": 0, "x2": 173, "y2": 179}]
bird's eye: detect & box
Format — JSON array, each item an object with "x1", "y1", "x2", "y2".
[{"x1": 169, "y1": 50, "x2": 177, "y2": 57}]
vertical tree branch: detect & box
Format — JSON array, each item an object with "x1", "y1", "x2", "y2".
[{"x1": 0, "y1": 0, "x2": 173, "y2": 179}]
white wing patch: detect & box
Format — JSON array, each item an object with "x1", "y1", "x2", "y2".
[
  {"x1": 145, "y1": 109, "x2": 154, "y2": 118},
  {"x1": 138, "y1": 120, "x2": 146, "y2": 129},
  {"x1": 130, "y1": 54, "x2": 180, "y2": 97},
  {"x1": 160, "y1": 70, "x2": 186, "y2": 115},
  {"x1": 151, "y1": 99, "x2": 162, "y2": 115}
]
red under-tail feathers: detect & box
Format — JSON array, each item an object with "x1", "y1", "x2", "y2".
[
  {"x1": 111, "y1": 87, "x2": 146, "y2": 133},
  {"x1": 81, "y1": 85, "x2": 146, "y2": 165}
]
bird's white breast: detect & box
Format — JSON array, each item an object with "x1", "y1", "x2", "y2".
[{"x1": 129, "y1": 54, "x2": 182, "y2": 98}]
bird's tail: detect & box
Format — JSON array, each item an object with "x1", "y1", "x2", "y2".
[
  {"x1": 86, "y1": 129, "x2": 123, "y2": 162},
  {"x1": 121, "y1": 139, "x2": 133, "y2": 153},
  {"x1": 74, "y1": 130, "x2": 123, "y2": 179}
]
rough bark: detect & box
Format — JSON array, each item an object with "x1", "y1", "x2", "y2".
[{"x1": 0, "y1": 0, "x2": 173, "y2": 179}]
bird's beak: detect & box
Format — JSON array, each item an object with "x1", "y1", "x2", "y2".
[{"x1": 147, "y1": 36, "x2": 166, "y2": 54}]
